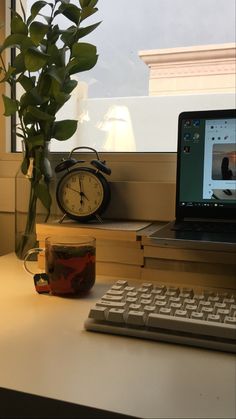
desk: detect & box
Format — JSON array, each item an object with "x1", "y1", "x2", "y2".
[{"x1": 0, "y1": 253, "x2": 235, "y2": 418}]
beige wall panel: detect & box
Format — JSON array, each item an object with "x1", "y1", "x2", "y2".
[
  {"x1": 0, "y1": 178, "x2": 15, "y2": 212},
  {"x1": 0, "y1": 1, "x2": 5, "y2": 153},
  {"x1": 0, "y1": 213, "x2": 14, "y2": 255},
  {"x1": 104, "y1": 181, "x2": 175, "y2": 221}
]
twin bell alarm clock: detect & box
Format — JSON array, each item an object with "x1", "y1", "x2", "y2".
[{"x1": 55, "y1": 146, "x2": 111, "y2": 222}]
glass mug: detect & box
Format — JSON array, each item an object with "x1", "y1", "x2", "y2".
[{"x1": 24, "y1": 235, "x2": 96, "y2": 295}]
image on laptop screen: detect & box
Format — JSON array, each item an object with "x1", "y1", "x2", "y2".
[{"x1": 176, "y1": 109, "x2": 236, "y2": 221}]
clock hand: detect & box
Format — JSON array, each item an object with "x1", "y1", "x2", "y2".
[
  {"x1": 66, "y1": 186, "x2": 89, "y2": 208},
  {"x1": 79, "y1": 178, "x2": 89, "y2": 201},
  {"x1": 80, "y1": 191, "x2": 89, "y2": 201}
]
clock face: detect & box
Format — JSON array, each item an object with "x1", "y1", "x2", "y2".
[{"x1": 57, "y1": 169, "x2": 106, "y2": 219}]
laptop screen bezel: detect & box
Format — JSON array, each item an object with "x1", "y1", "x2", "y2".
[{"x1": 176, "y1": 109, "x2": 236, "y2": 221}]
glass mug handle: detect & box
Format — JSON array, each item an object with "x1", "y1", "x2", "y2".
[
  {"x1": 23, "y1": 247, "x2": 45, "y2": 275},
  {"x1": 23, "y1": 247, "x2": 51, "y2": 293}
]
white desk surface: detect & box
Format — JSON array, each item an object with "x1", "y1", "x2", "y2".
[{"x1": 0, "y1": 253, "x2": 235, "y2": 418}]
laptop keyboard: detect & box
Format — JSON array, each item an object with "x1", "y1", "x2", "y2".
[
  {"x1": 172, "y1": 221, "x2": 236, "y2": 234},
  {"x1": 85, "y1": 280, "x2": 236, "y2": 353}
]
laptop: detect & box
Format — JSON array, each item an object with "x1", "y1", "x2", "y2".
[{"x1": 150, "y1": 109, "x2": 236, "y2": 250}]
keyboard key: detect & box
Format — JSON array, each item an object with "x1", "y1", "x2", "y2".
[
  {"x1": 143, "y1": 305, "x2": 156, "y2": 313},
  {"x1": 89, "y1": 306, "x2": 107, "y2": 321},
  {"x1": 106, "y1": 289, "x2": 124, "y2": 296},
  {"x1": 207, "y1": 314, "x2": 221, "y2": 322},
  {"x1": 124, "y1": 286, "x2": 135, "y2": 292},
  {"x1": 155, "y1": 301, "x2": 167, "y2": 310},
  {"x1": 159, "y1": 307, "x2": 171, "y2": 316},
  {"x1": 140, "y1": 299, "x2": 152, "y2": 306},
  {"x1": 127, "y1": 310, "x2": 145, "y2": 326},
  {"x1": 175, "y1": 309, "x2": 187, "y2": 318},
  {"x1": 224, "y1": 316, "x2": 236, "y2": 325},
  {"x1": 147, "y1": 313, "x2": 236, "y2": 339},
  {"x1": 107, "y1": 308, "x2": 125, "y2": 323},
  {"x1": 142, "y1": 282, "x2": 153, "y2": 291},
  {"x1": 115, "y1": 280, "x2": 128, "y2": 288},
  {"x1": 127, "y1": 291, "x2": 138, "y2": 298},
  {"x1": 102, "y1": 294, "x2": 123, "y2": 302},
  {"x1": 96, "y1": 300, "x2": 126, "y2": 309},
  {"x1": 191, "y1": 312, "x2": 204, "y2": 320}
]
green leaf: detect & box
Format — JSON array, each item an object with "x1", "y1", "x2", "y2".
[
  {"x1": 26, "y1": 134, "x2": 44, "y2": 149},
  {"x1": 80, "y1": 0, "x2": 98, "y2": 7},
  {"x1": 80, "y1": 6, "x2": 98, "y2": 22},
  {"x1": 20, "y1": 88, "x2": 48, "y2": 107},
  {"x1": 24, "y1": 47, "x2": 49, "y2": 72},
  {"x1": 38, "y1": 75, "x2": 52, "y2": 97},
  {"x1": 0, "y1": 66, "x2": 16, "y2": 83},
  {"x1": 77, "y1": 21, "x2": 101, "y2": 39},
  {"x1": 47, "y1": 45, "x2": 66, "y2": 67},
  {"x1": 71, "y1": 42, "x2": 96, "y2": 58},
  {"x1": 11, "y1": 14, "x2": 28, "y2": 35},
  {"x1": 52, "y1": 120, "x2": 78, "y2": 140},
  {"x1": 48, "y1": 78, "x2": 70, "y2": 106},
  {"x1": 67, "y1": 54, "x2": 98, "y2": 75},
  {"x1": 63, "y1": 79, "x2": 78, "y2": 94},
  {"x1": 18, "y1": 74, "x2": 35, "y2": 91},
  {"x1": 0, "y1": 34, "x2": 33, "y2": 52},
  {"x1": 46, "y1": 66, "x2": 66, "y2": 84},
  {"x1": 30, "y1": 22, "x2": 49, "y2": 46},
  {"x1": 12, "y1": 53, "x2": 26, "y2": 74},
  {"x1": 68, "y1": 42, "x2": 98, "y2": 74},
  {"x1": 34, "y1": 182, "x2": 52, "y2": 211},
  {"x1": 46, "y1": 25, "x2": 60, "y2": 44},
  {"x1": 58, "y1": 4, "x2": 81, "y2": 25},
  {"x1": 28, "y1": 106, "x2": 55, "y2": 121},
  {"x1": 2, "y1": 95, "x2": 19, "y2": 116},
  {"x1": 60, "y1": 26, "x2": 77, "y2": 45},
  {"x1": 27, "y1": 1, "x2": 48, "y2": 25}
]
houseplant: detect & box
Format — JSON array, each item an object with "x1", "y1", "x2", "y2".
[{"x1": 0, "y1": 0, "x2": 100, "y2": 258}]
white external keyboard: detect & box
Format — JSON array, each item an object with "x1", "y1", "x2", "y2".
[{"x1": 84, "y1": 280, "x2": 236, "y2": 353}]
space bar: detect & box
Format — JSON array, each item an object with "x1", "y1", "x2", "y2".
[{"x1": 146, "y1": 314, "x2": 236, "y2": 340}]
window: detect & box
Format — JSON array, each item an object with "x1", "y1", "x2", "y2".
[{"x1": 8, "y1": 0, "x2": 236, "y2": 152}]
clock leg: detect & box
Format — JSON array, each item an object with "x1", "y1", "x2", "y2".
[
  {"x1": 95, "y1": 214, "x2": 103, "y2": 223},
  {"x1": 58, "y1": 213, "x2": 68, "y2": 224}
]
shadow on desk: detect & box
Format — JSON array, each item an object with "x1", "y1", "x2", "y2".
[{"x1": 0, "y1": 387, "x2": 137, "y2": 419}]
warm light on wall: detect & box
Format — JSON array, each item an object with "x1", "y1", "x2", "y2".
[{"x1": 97, "y1": 105, "x2": 136, "y2": 151}]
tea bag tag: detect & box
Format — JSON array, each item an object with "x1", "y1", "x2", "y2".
[{"x1": 33, "y1": 273, "x2": 50, "y2": 294}]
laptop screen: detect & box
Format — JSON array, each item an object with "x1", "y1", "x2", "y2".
[{"x1": 176, "y1": 109, "x2": 236, "y2": 220}]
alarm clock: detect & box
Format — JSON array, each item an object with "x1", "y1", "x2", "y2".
[{"x1": 55, "y1": 147, "x2": 111, "y2": 222}]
